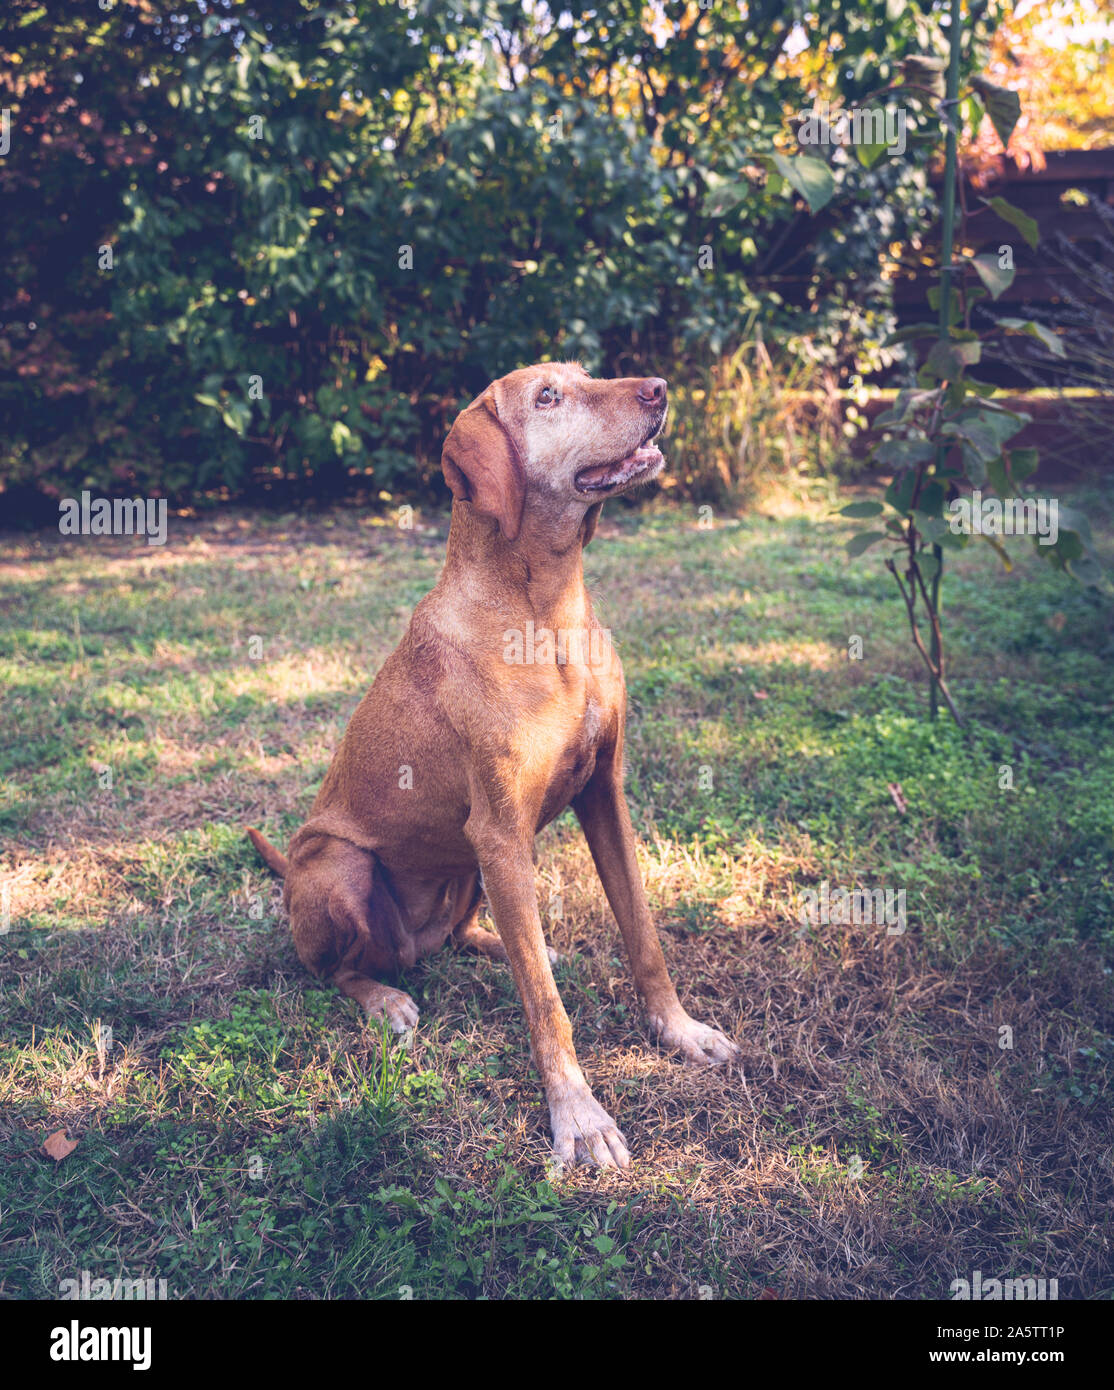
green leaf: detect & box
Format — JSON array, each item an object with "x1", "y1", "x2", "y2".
[
  {"x1": 1008, "y1": 446, "x2": 1039, "y2": 483},
  {"x1": 855, "y1": 139, "x2": 889, "y2": 170},
  {"x1": 917, "y1": 516, "x2": 951, "y2": 545},
  {"x1": 875, "y1": 389, "x2": 941, "y2": 427},
  {"x1": 917, "y1": 549, "x2": 941, "y2": 583},
  {"x1": 912, "y1": 547, "x2": 940, "y2": 581},
  {"x1": 838, "y1": 500, "x2": 885, "y2": 518},
  {"x1": 1052, "y1": 529, "x2": 1085, "y2": 563},
  {"x1": 846, "y1": 531, "x2": 887, "y2": 557},
  {"x1": 703, "y1": 180, "x2": 748, "y2": 216},
  {"x1": 883, "y1": 323, "x2": 939, "y2": 346},
  {"x1": 885, "y1": 471, "x2": 918, "y2": 514},
  {"x1": 1065, "y1": 552, "x2": 1104, "y2": 588},
  {"x1": 924, "y1": 337, "x2": 981, "y2": 380},
  {"x1": 220, "y1": 400, "x2": 251, "y2": 436},
  {"x1": 937, "y1": 526, "x2": 970, "y2": 551},
  {"x1": 996, "y1": 318, "x2": 1065, "y2": 358},
  {"x1": 986, "y1": 455, "x2": 1010, "y2": 498},
  {"x1": 971, "y1": 252, "x2": 1015, "y2": 300},
  {"x1": 914, "y1": 480, "x2": 946, "y2": 517},
  {"x1": 971, "y1": 76, "x2": 1022, "y2": 152},
  {"x1": 873, "y1": 436, "x2": 934, "y2": 469},
  {"x1": 927, "y1": 285, "x2": 963, "y2": 326},
  {"x1": 771, "y1": 154, "x2": 836, "y2": 214},
  {"x1": 945, "y1": 407, "x2": 1026, "y2": 460},
  {"x1": 983, "y1": 196, "x2": 1039, "y2": 250}
]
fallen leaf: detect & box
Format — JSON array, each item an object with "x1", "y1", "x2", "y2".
[
  {"x1": 43, "y1": 1129, "x2": 79, "y2": 1162},
  {"x1": 887, "y1": 782, "x2": 908, "y2": 814},
  {"x1": 753, "y1": 690, "x2": 769, "y2": 700}
]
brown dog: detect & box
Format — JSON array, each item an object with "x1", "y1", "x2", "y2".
[{"x1": 247, "y1": 362, "x2": 738, "y2": 1167}]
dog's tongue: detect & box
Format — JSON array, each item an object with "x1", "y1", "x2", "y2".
[{"x1": 577, "y1": 445, "x2": 660, "y2": 488}]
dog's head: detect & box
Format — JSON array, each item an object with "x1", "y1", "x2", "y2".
[{"x1": 441, "y1": 362, "x2": 667, "y2": 542}]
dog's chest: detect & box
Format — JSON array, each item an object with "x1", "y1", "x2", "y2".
[
  {"x1": 570, "y1": 694, "x2": 603, "y2": 782},
  {"x1": 535, "y1": 688, "x2": 607, "y2": 827}
]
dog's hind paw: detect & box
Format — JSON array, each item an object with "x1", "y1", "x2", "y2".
[{"x1": 650, "y1": 1011, "x2": 739, "y2": 1067}]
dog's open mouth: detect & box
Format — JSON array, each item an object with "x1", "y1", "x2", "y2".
[{"x1": 574, "y1": 440, "x2": 665, "y2": 495}]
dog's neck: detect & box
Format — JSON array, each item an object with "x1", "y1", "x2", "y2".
[{"x1": 440, "y1": 499, "x2": 595, "y2": 631}]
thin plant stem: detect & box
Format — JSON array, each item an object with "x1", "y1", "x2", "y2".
[{"x1": 926, "y1": 0, "x2": 964, "y2": 721}]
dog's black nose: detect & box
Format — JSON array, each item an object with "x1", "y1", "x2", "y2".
[{"x1": 636, "y1": 378, "x2": 667, "y2": 405}]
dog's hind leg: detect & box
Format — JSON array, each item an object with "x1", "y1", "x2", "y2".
[
  {"x1": 452, "y1": 877, "x2": 562, "y2": 965},
  {"x1": 450, "y1": 877, "x2": 506, "y2": 959}
]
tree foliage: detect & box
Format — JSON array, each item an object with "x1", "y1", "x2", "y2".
[{"x1": 1, "y1": 0, "x2": 1003, "y2": 503}]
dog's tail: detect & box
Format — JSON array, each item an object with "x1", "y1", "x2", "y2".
[{"x1": 246, "y1": 826, "x2": 288, "y2": 878}]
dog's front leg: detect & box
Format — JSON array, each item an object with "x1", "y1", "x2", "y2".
[
  {"x1": 466, "y1": 822, "x2": 630, "y2": 1168},
  {"x1": 573, "y1": 752, "x2": 740, "y2": 1067}
]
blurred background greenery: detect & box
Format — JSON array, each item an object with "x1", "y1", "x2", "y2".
[{"x1": 0, "y1": 0, "x2": 1108, "y2": 510}]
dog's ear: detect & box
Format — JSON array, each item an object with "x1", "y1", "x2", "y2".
[{"x1": 441, "y1": 385, "x2": 526, "y2": 541}]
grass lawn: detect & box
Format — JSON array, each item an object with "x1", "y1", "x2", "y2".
[{"x1": 2, "y1": 483, "x2": 1112, "y2": 1299}]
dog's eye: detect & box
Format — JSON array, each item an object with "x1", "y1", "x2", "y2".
[{"x1": 536, "y1": 387, "x2": 558, "y2": 407}]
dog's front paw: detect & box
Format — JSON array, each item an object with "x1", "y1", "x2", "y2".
[
  {"x1": 367, "y1": 986, "x2": 419, "y2": 1034},
  {"x1": 650, "y1": 1011, "x2": 739, "y2": 1067},
  {"x1": 549, "y1": 1090, "x2": 630, "y2": 1169}
]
